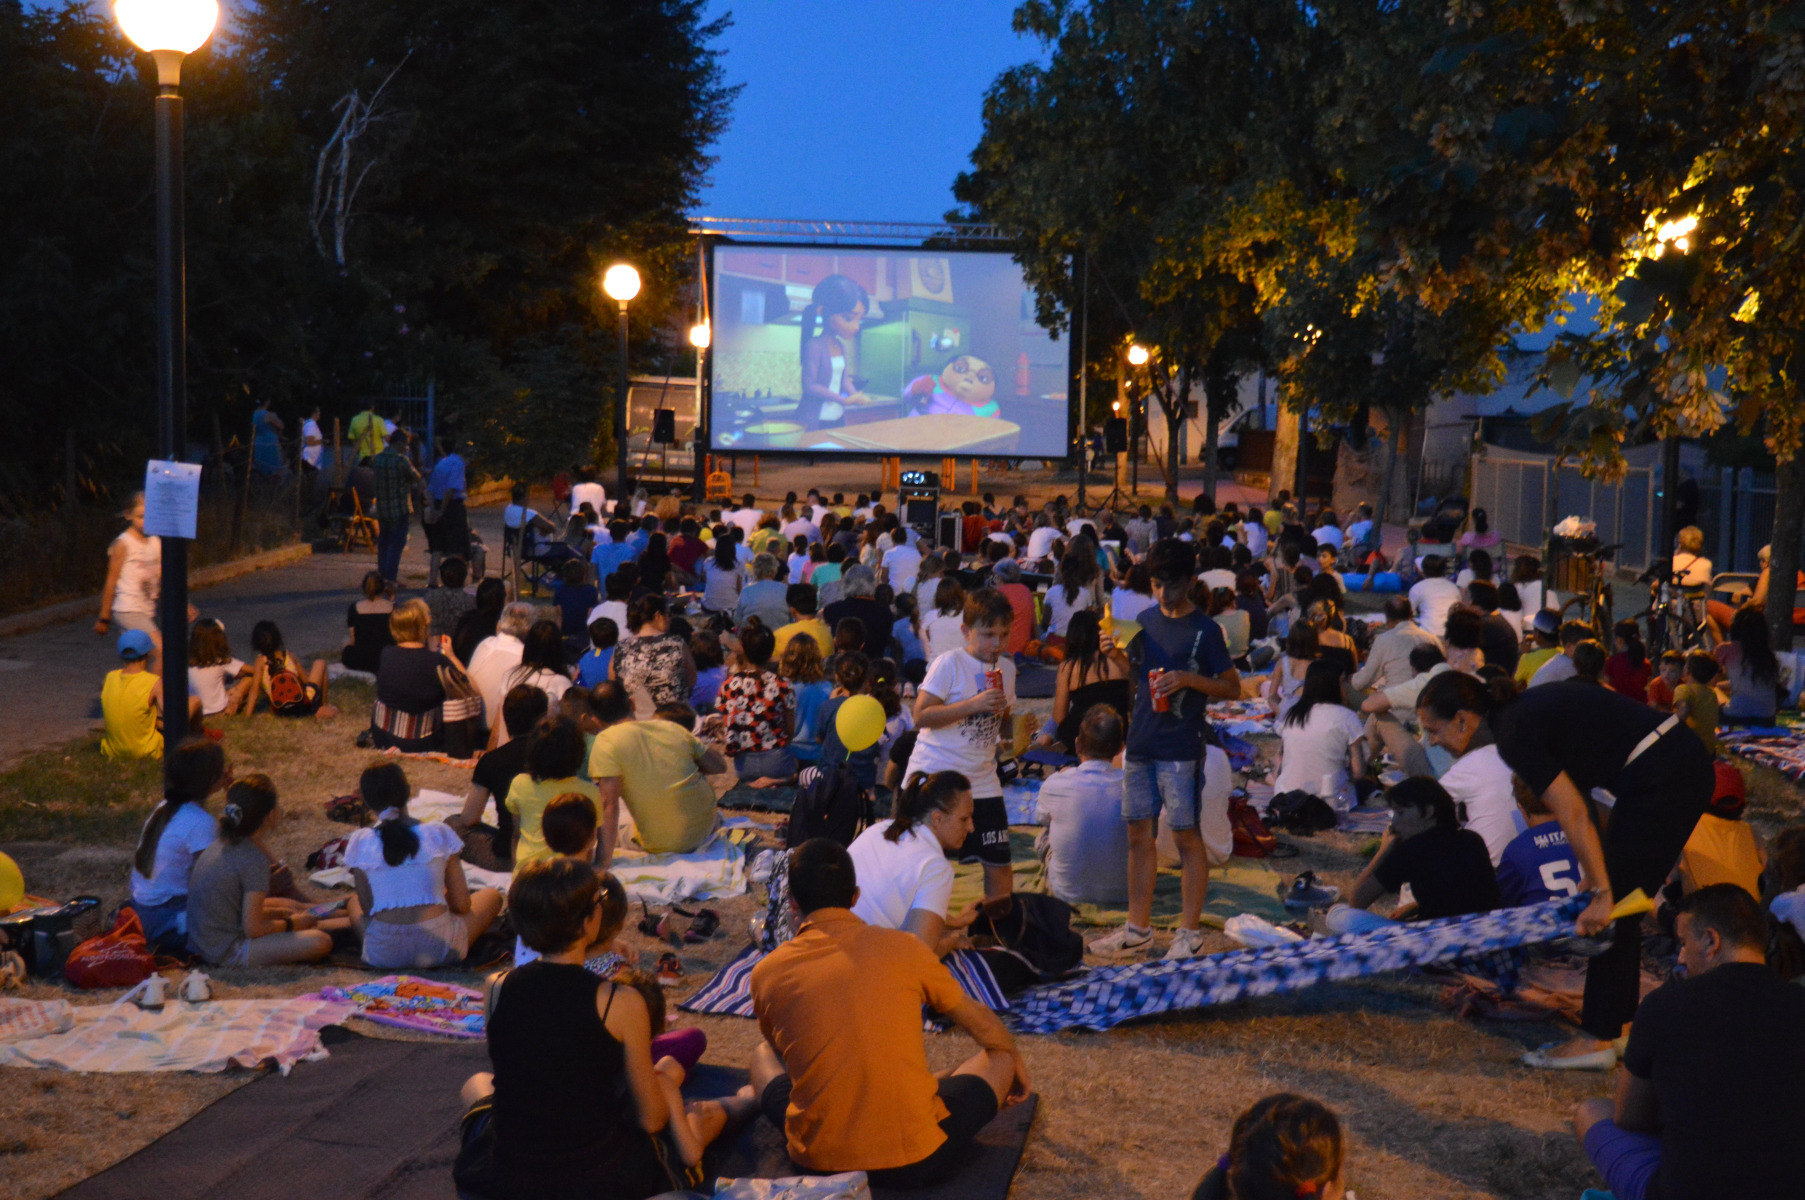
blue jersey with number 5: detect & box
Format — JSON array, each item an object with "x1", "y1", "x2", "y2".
[{"x1": 1496, "y1": 823, "x2": 1581, "y2": 907}]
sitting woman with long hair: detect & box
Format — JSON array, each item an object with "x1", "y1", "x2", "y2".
[
  {"x1": 845, "y1": 770, "x2": 976, "y2": 957},
  {"x1": 1717, "y1": 605, "x2": 1780, "y2": 723},
  {"x1": 128, "y1": 738, "x2": 229, "y2": 952},
  {"x1": 1051, "y1": 609, "x2": 1130, "y2": 750},
  {"x1": 349, "y1": 762, "x2": 503, "y2": 968},
  {"x1": 1270, "y1": 659, "x2": 1368, "y2": 811},
  {"x1": 1263, "y1": 622, "x2": 1319, "y2": 722}
]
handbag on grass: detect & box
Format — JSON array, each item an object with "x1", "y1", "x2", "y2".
[{"x1": 64, "y1": 907, "x2": 156, "y2": 989}]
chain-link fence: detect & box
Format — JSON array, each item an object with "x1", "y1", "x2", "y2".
[{"x1": 1469, "y1": 444, "x2": 1661, "y2": 574}]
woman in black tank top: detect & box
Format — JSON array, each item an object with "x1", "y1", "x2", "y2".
[{"x1": 1052, "y1": 610, "x2": 1131, "y2": 750}]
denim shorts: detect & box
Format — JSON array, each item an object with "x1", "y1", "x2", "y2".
[{"x1": 1123, "y1": 757, "x2": 1203, "y2": 830}]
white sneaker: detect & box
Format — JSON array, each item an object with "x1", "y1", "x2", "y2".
[
  {"x1": 1164, "y1": 928, "x2": 1206, "y2": 961},
  {"x1": 1088, "y1": 925, "x2": 1153, "y2": 959}
]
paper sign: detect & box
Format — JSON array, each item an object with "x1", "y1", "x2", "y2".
[{"x1": 143, "y1": 460, "x2": 202, "y2": 539}]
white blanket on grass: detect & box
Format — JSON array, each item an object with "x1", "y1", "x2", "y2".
[{"x1": 0, "y1": 996, "x2": 355, "y2": 1074}]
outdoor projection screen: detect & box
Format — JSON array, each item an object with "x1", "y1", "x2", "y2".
[{"x1": 707, "y1": 245, "x2": 1070, "y2": 458}]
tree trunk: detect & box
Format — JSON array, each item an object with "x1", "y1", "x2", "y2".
[
  {"x1": 1376, "y1": 407, "x2": 1402, "y2": 524},
  {"x1": 1164, "y1": 364, "x2": 1189, "y2": 505},
  {"x1": 1767, "y1": 454, "x2": 1805, "y2": 652},
  {"x1": 1201, "y1": 383, "x2": 1220, "y2": 507},
  {"x1": 1272, "y1": 403, "x2": 1302, "y2": 505}
]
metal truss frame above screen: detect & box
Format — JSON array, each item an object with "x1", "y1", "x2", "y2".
[
  {"x1": 690, "y1": 216, "x2": 1012, "y2": 244},
  {"x1": 702, "y1": 237, "x2": 1077, "y2": 462}
]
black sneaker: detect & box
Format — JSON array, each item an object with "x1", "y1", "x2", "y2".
[{"x1": 1281, "y1": 871, "x2": 1341, "y2": 911}]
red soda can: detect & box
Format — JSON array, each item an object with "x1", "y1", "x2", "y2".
[
  {"x1": 1150, "y1": 668, "x2": 1169, "y2": 712},
  {"x1": 985, "y1": 669, "x2": 1004, "y2": 696}
]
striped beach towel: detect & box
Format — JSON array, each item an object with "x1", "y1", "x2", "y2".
[{"x1": 680, "y1": 945, "x2": 1009, "y2": 1021}]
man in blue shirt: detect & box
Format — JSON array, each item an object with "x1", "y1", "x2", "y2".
[
  {"x1": 1089, "y1": 538, "x2": 1240, "y2": 961},
  {"x1": 589, "y1": 519, "x2": 637, "y2": 586},
  {"x1": 423, "y1": 444, "x2": 468, "y2": 587}
]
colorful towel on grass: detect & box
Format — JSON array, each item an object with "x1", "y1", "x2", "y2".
[
  {"x1": 314, "y1": 975, "x2": 485, "y2": 1039},
  {"x1": 0, "y1": 997, "x2": 74, "y2": 1043},
  {"x1": 1209, "y1": 698, "x2": 1277, "y2": 738},
  {"x1": 0, "y1": 996, "x2": 355, "y2": 1073},
  {"x1": 1005, "y1": 896, "x2": 1588, "y2": 1034},
  {"x1": 680, "y1": 945, "x2": 1009, "y2": 1020},
  {"x1": 1719, "y1": 729, "x2": 1805, "y2": 781}
]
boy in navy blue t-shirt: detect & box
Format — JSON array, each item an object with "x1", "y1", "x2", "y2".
[
  {"x1": 1089, "y1": 538, "x2": 1239, "y2": 961},
  {"x1": 1495, "y1": 775, "x2": 1581, "y2": 907}
]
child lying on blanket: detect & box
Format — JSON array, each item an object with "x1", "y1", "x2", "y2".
[{"x1": 456, "y1": 859, "x2": 755, "y2": 1200}]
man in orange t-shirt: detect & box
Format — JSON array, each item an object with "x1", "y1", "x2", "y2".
[{"x1": 749, "y1": 840, "x2": 1030, "y2": 1189}]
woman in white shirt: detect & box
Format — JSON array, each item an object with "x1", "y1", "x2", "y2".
[
  {"x1": 1271, "y1": 659, "x2": 1369, "y2": 811},
  {"x1": 349, "y1": 763, "x2": 503, "y2": 968},
  {"x1": 1044, "y1": 552, "x2": 1098, "y2": 640},
  {"x1": 1414, "y1": 671, "x2": 1528, "y2": 865},
  {"x1": 847, "y1": 769, "x2": 974, "y2": 956},
  {"x1": 1263, "y1": 622, "x2": 1319, "y2": 721},
  {"x1": 128, "y1": 738, "x2": 228, "y2": 949},
  {"x1": 922, "y1": 577, "x2": 968, "y2": 662},
  {"x1": 1109, "y1": 562, "x2": 1158, "y2": 625}
]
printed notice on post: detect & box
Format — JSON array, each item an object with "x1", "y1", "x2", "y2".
[{"x1": 143, "y1": 460, "x2": 201, "y2": 539}]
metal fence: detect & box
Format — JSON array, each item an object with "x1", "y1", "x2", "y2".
[
  {"x1": 1694, "y1": 467, "x2": 1776, "y2": 574},
  {"x1": 1469, "y1": 445, "x2": 1660, "y2": 573}
]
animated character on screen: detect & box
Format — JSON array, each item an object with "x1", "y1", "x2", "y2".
[
  {"x1": 903, "y1": 355, "x2": 999, "y2": 419},
  {"x1": 797, "y1": 274, "x2": 873, "y2": 430}
]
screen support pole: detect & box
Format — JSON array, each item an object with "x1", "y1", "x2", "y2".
[{"x1": 1076, "y1": 252, "x2": 1089, "y2": 513}]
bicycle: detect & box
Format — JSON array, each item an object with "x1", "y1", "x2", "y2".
[
  {"x1": 1641, "y1": 565, "x2": 1715, "y2": 656},
  {"x1": 1557, "y1": 542, "x2": 1621, "y2": 644}
]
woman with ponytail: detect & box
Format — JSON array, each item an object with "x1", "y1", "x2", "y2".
[
  {"x1": 1412, "y1": 670, "x2": 1525, "y2": 866},
  {"x1": 128, "y1": 738, "x2": 228, "y2": 951},
  {"x1": 797, "y1": 274, "x2": 871, "y2": 429},
  {"x1": 1437, "y1": 664, "x2": 1714, "y2": 1069},
  {"x1": 186, "y1": 775, "x2": 334, "y2": 966},
  {"x1": 845, "y1": 770, "x2": 975, "y2": 956},
  {"x1": 349, "y1": 762, "x2": 503, "y2": 968},
  {"x1": 1191, "y1": 1093, "x2": 1346, "y2": 1200}
]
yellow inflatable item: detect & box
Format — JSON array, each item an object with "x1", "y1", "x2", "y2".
[
  {"x1": 0, "y1": 851, "x2": 22, "y2": 912},
  {"x1": 1101, "y1": 600, "x2": 1140, "y2": 645},
  {"x1": 834, "y1": 695, "x2": 887, "y2": 753},
  {"x1": 1609, "y1": 887, "x2": 1654, "y2": 921}
]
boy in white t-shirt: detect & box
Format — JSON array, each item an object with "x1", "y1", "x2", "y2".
[{"x1": 904, "y1": 588, "x2": 1017, "y2": 914}]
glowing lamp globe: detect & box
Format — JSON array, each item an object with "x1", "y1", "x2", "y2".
[
  {"x1": 688, "y1": 323, "x2": 712, "y2": 349},
  {"x1": 602, "y1": 264, "x2": 642, "y2": 303},
  {"x1": 1126, "y1": 344, "x2": 1150, "y2": 366},
  {"x1": 115, "y1": 0, "x2": 218, "y2": 54}
]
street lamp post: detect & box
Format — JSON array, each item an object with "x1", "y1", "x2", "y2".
[
  {"x1": 1126, "y1": 344, "x2": 1150, "y2": 499},
  {"x1": 602, "y1": 264, "x2": 641, "y2": 508},
  {"x1": 115, "y1": 0, "x2": 218, "y2": 760},
  {"x1": 688, "y1": 321, "x2": 710, "y2": 503}
]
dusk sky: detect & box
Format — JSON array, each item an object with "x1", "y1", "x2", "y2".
[{"x1": 695, "y1": 0, "x2": 1045, "y2": 225}]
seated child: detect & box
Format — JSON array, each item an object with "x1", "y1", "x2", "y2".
[
  {"x1": 187, "y1": 618, "x2": 254, "y2": 718},
  {"x1": 102, "y1": 630, "x2": 192, "y2": 760},
  {"x1": 614, "y1": 967, "x2": 729, "y2": 1173},
  {"x1": 348, "y1": 762, "x2": 503, "y2": 969},
  {"x1": 1191, "y1": 1092, "x2": 1345, "y2": 1200},
  {"x1": 575, "y1": 617, "x2": 619, "y2": 689},
  {"x1": 186, "y1": 775, "x2": 345, "y2": 966},
  {"x1": 1671, "y1": 650, "x2": 1720, "y2": 753},
  {"x1": 1325, "y1": 777, "x2": 1500, "y2": 934},
  {"x1": 689, "y1": 630, "x2": 726, "y2": 712},
  {"x1": 128, "y1": 738, "x2": 228, "y2": 951},
  {"x1": 249, "y1": 620, "x2": 337, "y2": 720},
  {"x1": 552, "y1": 559, "x2": 600, "y2": 645},
  {"x1": 454, "y1": 859, "x2": 752, "y2": 1199},
  {"x1": 1495, "y1": 774, "x2": 1582, "y2": 906},
  {"x1": 1645, "y1": 649, "x2": 1683, "y2": 709}
]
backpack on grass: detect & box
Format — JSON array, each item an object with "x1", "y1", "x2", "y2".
[
  {"x1": 267, "y1": 664, "x2": 312, "y2": 715},
  {"x1": 968, "y1": 893, "x2": 1084, "y2": 993},
  {"x1": 785, "y1": 763, "x2": 872, "y2": 850}
]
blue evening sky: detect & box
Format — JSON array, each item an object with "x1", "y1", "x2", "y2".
[{"x1": 695, "y1": 0, "x2": 1045, "y2": 223}]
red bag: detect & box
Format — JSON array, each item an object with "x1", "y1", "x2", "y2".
[
  {"x1": 1229, "y1": 795, "x2": 1278, "y2": 858},
  {"x1": 63, "y1": 907, "x2": 156, "y2": 989}
]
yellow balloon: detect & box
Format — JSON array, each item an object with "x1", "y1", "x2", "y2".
[
  {"x1": 834, "y1": 694, "x2": 887, "y2": 753},
  {"x1": 0, "y1": 852, "x2": 22, "y2": 912}
]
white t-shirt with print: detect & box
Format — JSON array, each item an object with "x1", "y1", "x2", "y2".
[
  {"x1": 848, "y1": 819, "x2": 956, "y2": 930},
  {"x1": 904, "y1": 648, "x2": 1016, "y2": 797}
]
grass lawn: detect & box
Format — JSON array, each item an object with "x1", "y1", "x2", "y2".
[{"x1": 1, "y1": 677, "x2": 1800, "y2": 1200}]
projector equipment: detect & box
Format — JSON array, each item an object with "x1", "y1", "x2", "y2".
[
  {"x1": 897, "y1": 469, "x2": 942, "y2": 544},
  {"x1": 938, "y1": 511, "x2": 962, "y2": 550},
  {"x1": 652, "y1": 409, "x2": 677, "y2": 446}
]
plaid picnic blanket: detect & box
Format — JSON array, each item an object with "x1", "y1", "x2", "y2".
[
  {"x1": 1006, "y1": 896, "x2": 1588, "y2": 1034},
  {"x1": 1718, "y1": 728, "x2": 1805, "y2": 781}
]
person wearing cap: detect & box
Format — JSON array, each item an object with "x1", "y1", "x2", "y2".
[
  {"x1": 1515, "y1": 609, "x2": 1563, "y2": 686},
  {"x1": 101, "y1": 630, "x2": 200, "y2": 760}
]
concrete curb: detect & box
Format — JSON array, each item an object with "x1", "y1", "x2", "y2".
[{"x1": 0, "y1": 542, "x2": 315, "y2": 640}]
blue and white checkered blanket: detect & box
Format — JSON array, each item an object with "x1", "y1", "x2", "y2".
[{"x1": 680, "y1": 944, "x2": 1010, "y2": 1020}]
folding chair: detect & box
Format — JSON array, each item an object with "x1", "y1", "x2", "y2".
[
  {"x1": 705, "y1": 470, "x2": 733, "y2": 504},
  {"x1": 341, "y1": 490, "x2": 379, "y2": 554}
]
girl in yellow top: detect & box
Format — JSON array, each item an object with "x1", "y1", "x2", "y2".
[{"x1": 505, "y1": 716, "x2": 601, "y2": 867}]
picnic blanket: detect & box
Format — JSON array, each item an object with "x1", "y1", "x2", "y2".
[
  {"x1": 680, "y1": 944, "x2": 1009, "y2": 1019},
  {"x1": 612, "y1": 828, "x2": 755, "y2": 904},
  {"x1": 1209, "y1": 697, "x2": 1277, "y2": 738},
  {"x1": 0, "y1": 995, "x2": 354, "y2": 1073},
  {"x1": 1718, "y1": 729, "x2": 1805, "y2": 781},
  {"x1": 311, "y1": 975, "x2": 486, "y2": 1039},
  {"x1": 1005, "y1": 895, "x2": 1589, "y2": 1034},
  {"x1": 0, "y1": 996, "x2": 73, "y2": 1043}
]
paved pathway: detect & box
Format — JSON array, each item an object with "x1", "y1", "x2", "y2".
[{"x1": 0, "y1": 509, "x2": 507, "y2": 766}]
